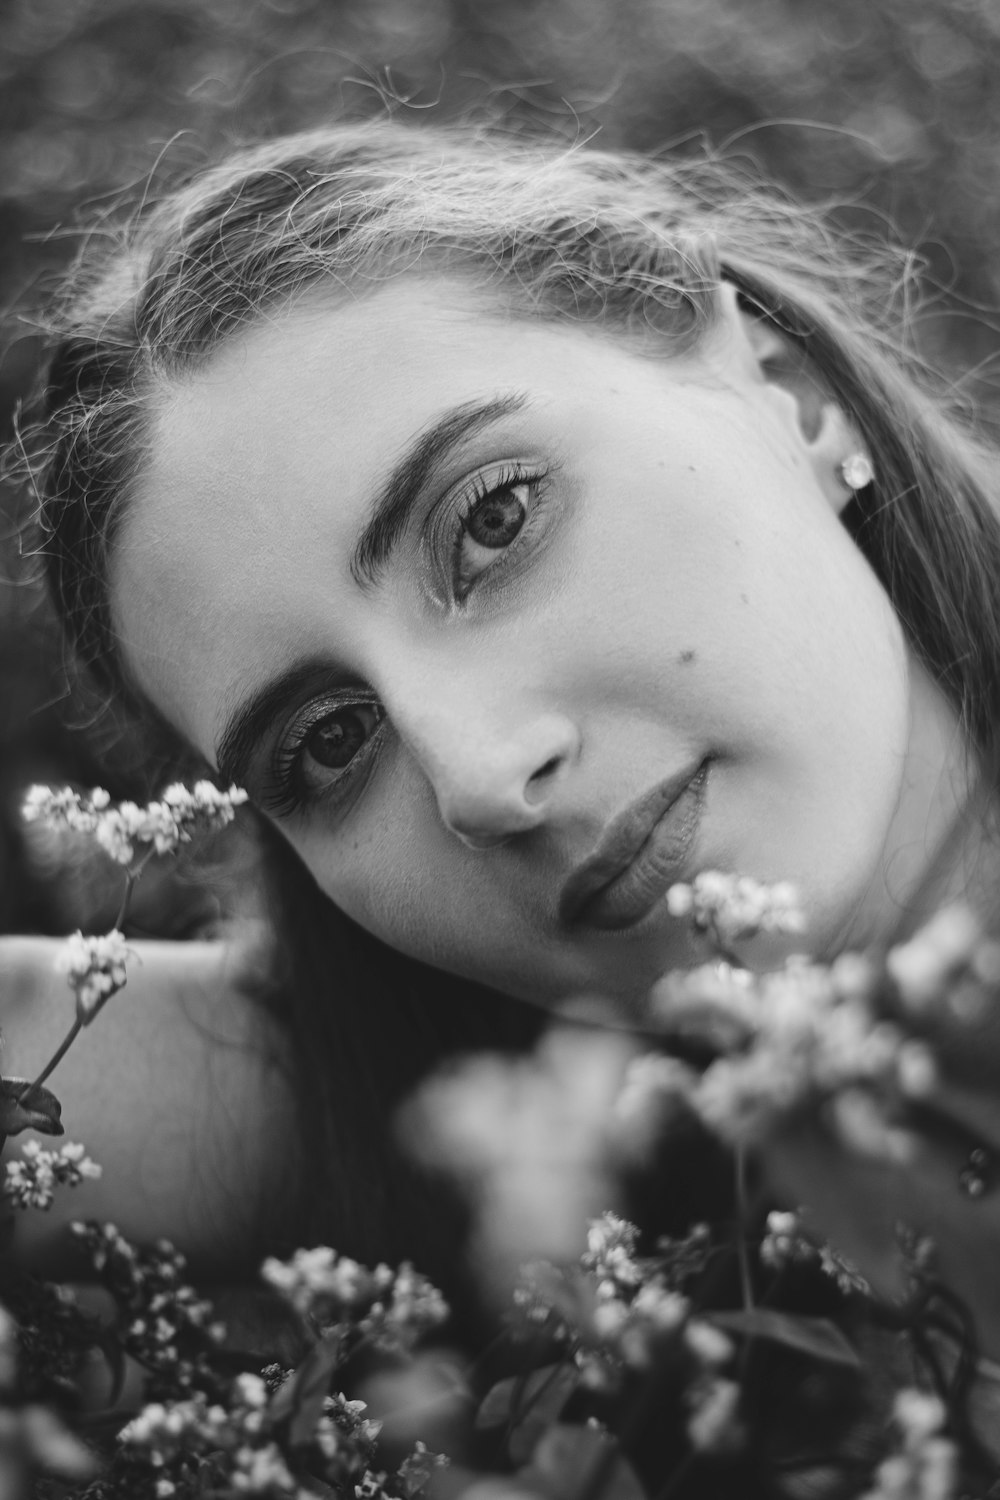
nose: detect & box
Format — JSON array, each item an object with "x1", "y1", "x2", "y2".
[{"x1": 393, "y1": 696, "x2": 581, "y2": 849}]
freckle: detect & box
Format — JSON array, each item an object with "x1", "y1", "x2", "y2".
[
  {"x1": 740, "y1": 593, "x2": 749, "y2": 605},
  {"x1": 678, "y1": 649, "x2": 696, "y2": 664}
]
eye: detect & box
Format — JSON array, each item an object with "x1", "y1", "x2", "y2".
[
  {"x1": 465, "y1": 486, "x2": 528, "y2": 548},
  {"x1": 453, "y1": 465, "x2": 543, "y2": 598},
  {"x1": 264, "y1": 697, "x2": 385, "y2": 818},
  {"x1": 299, "y1": 703, "x2": 382, "y2": 791}
]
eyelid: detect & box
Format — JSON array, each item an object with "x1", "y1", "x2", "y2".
[
  {"x1": 259, "y1": 686, "x2": 385, "y2": 817},
  {"x1": 443, "y1": 454, "x2": 546, "y2": 510},
  {"x1": 423, "y1": 456, "x2": 553, "y2": 603}
]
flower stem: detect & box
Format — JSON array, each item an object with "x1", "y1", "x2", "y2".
[
  {"x1": 17, "y1": 1019, "x2": 82, "y2": 1109},
  {"x1": 735, "y1": 1144, "x2": 754, "y2": 1312},
  {"x1": 15, "y1": 865, "x2": 140, "y2": 1115},
  {"x1": 114, "y1": 870, "x2": 138, "y2": 930}
]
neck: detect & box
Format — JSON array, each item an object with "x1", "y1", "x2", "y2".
[{"x1": 843, "y1": 656, "x2": 995, "y2": 953}]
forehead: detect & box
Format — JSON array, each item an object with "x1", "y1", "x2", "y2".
[
  {"x1": 111, "y1": 276, "x2": 713, "y2": 760},
  {"x1": 115, "y1": 280, "x2": 497, "y2": 739}
]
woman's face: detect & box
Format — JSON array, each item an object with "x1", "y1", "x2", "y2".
[{"x1": 112, "y1": 277, "x2": 964, "y2": 1011}]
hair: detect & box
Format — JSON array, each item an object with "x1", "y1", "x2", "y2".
[{"x1": 14, "y1": 116, "x2": 1000, "y2": 1300}]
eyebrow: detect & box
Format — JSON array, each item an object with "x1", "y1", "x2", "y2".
[
  {"x1": 215, "y1": 659, "x2": 336, "y2": 791},
  {"x1": 215, "y1": 392, "x2": 530, "y2": 786},
  {"x1": 350, "y1": 391, "x2": 529, "y2": 586}
]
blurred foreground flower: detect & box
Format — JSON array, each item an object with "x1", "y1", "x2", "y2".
[
  {"x1": 404, "y1": 1021, "x2": 636, "y2": 1294},
  {"x1": 644, "y1": 951, "x2": 937, "y2": 1159},
  {"x1": 859, "y1": 1389, "x2": 957, "y2": 1500},
  {"x1": 666, "y1": 871, "x2": 805, "y2": 946}
]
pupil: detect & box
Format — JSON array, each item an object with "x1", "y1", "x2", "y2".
[
  {"x1": 467, "y1": 490, "x2": 525, "y2": 549},
  {"x1": 307, "y1": 709, "x2": 368, "y2": 769}
]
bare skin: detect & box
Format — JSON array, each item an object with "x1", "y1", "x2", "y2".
[{"x1": 0, "y1": 935, "x2": 297, "y2": 1277}]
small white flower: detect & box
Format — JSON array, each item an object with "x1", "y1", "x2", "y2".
[
  {"x1": 23, "y1": 781, "x2": 247, "y2": 868},
  {"x1": 4, "y1": 1141, "x2": 101, "y2": 1211},
  {"x1": 631, "y1": 1282, "x2": 688, "y2": 1332},
  {"x1": 592, "y1": 1299, "x2": 629, "y2": 1339},
  {"x1": 55, "y1": 929, "x2": 129, "y2": 1022},
  {"x1": 687, "y1": 1376, "x2": 743, "y2": 1453},
  {"x1": 858, "y1": 1388, "x2": 957, "y2": 1500},
  {"x1": 21, "y1": 785, "x2": 101, "y2": 834},
  {"x1": 759, "y1": 1209, "x2": 812, "y2": 1270},
  {"x1": 892, "y1": 1388, "x2": 946, "y2": 1443},
  {"x1": 887, "y1": 905, "x2": 981, "y2": 1012},
  {"x1": 667, "y1": 871, "x2": 805, "y2": 944},
  {"x1": 684, "y1": 1319, "x2": 733, "y2": 1369},
  {"x1": 666, "y1": 883, "x2": 694, "y2": 917},
  {"x1": 232, "y1": 1373, "x2": 269, "y2": 1409},
  {"x1": 896, "y1": 1039, "x2": 937, "y2": 1099}
]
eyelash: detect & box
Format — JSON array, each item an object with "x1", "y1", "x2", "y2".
[
  {"x1": 449, "y1": 461, "x2": 549, "y2": 602},
  {"x1": 261, "y1": 694, "x2": 385, "y2": 819}
]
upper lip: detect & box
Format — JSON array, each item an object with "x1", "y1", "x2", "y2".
[{"x1": 558, "y1": 761, "x2": 705, "y2": 927}]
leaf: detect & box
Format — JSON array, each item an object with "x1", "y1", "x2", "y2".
[
  {"x1": 95, "y1": 1326, "x2": 128, "y2": 1408},
  {"x1": 476, "y1": 1363, "x2": 578, "y2": 1432},
  {"x1": 269, "y1": 1331, "x2": 344, "y2": 1446},
  {"x1": 709, "y1": 1310, "x2": 860, "y2": 1368},
  {"x1": 521, "y1": 1424, "x2": 648, "y2": 1500},
  {"x1": 0, "y1": 1078, "x2": 63, "y2": 1137}
]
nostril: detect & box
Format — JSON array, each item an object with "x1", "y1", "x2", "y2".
[{"x1": 525, "y1": 754, "x2": 564, "y2": 803}]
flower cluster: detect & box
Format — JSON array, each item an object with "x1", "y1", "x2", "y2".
[
  {"x1": 261, "y1": 1247, "x2": 448, "y2": 1354},
  {"x1": 643, "y1": 952, "x2": 937, "y2": 1154},
  {"x1": 887, "y1": 903, "x2": 1000, "y2": 1020},
  {"x1": 117, "y1": 1279, "x2": 450, "y2": 1500},
  {"x1": 4, "y1": 1140, "x2": 101, "y2": 1211},
  {"x1": 71, "y1": 1221, "x2": 225, "y2": 1398},
  {"x1": 122, "y1": 1378, "x2": 447, "y2": 1500},
  {"x1": 505, "y1": 1213, "x2": 743, "y2": 1455},
  {"x1": 859, "y1": 1390, "x2": 957, "y2": 1500},
  {"x1": 55, "y1": 928, "x2": 129, "y2": 1022},
  {"x1": 22, "y1": 780, "x2": 248, "y2": 868},
  {"x1": 120, "y1": 1372, "x2": 384, "y2": 1498},
  {"x1": 759, "y1": 1209, "x2": 870, "y2": 1295},
  {"x1": 406, "y1": 1024, "x2": 636, "y2": 1285},
  {"x1": 666, "y1": 871, "x2": 806, "y2": 945},
  {"x1": 581, "y1": 1212, "x2": 643, "y2": 1290},
  {"x1": 121, "y1": 1376, "x2": 301, "y2": 1497}
]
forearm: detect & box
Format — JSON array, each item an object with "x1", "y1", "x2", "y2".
[{"x1": 0, "y1": 935, "x2": 299, "y2": 1277}]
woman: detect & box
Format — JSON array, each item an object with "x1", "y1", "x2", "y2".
[{"x1": 10, "y1": 117, "x2": 1000, "y2": 1412}]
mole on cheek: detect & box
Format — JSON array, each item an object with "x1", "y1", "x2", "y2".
[{"x1": 678, "y1": 649, "x2": 696, "y2": 665}]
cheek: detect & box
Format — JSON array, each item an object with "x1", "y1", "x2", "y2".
[{"x1": 292, "y1": 782, "x2": 459, "y2": 956}]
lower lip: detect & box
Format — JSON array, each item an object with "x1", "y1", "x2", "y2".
[{"x1": 578, "y1": 763, "x2": 708, "y2": 932}]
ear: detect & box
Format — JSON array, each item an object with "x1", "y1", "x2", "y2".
[{"x1": 713, "y1": 280, "x2": 872, "y2": 515}]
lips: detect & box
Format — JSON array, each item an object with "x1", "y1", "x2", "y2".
[{"x1": 559, "y1": 761, "x2": 709, "y2": 931}]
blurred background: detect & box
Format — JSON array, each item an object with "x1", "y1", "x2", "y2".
[{"x1": 2, "y1": 0, "x2": 1000, "y2": 937}]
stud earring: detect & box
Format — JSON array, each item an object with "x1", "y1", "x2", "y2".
[
  {"x1": 959, "y1": 1144, "x2": 994, "y2": 1200},
  {"x1": 840, "y1": 453, "x2": 875, "y2": 492}
]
